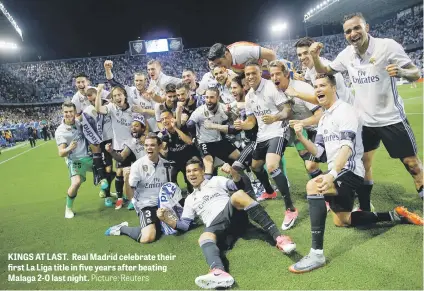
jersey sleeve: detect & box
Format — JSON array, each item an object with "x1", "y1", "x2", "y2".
[
  {"x1": 188, "y1": 108, "x2": 200, "y2": 123},
  {"x1": 154, "y1": 103, "x2": 163, "y2": 122},
  {"x1": 233, "y1": 45, "x2": 261, "y2": 61},
  {"x1": 245, "y1": 94, "x2": 254, "y2": 116},
  {"x1": 105, "y1": 103, "x2": 114, "y2": 115},
  {"x1": 271, "y1": 86, "x2": 290, "y2": 107},
  {"x1": 55, "y1": 130, "x2": 67, "y2": 146},
  {"x1": 338, "y1": 106, "x2": 359, "y2": 151},
  {"x1": 329, "y1": 49, "x2": 348, "y2": 73},
  {"x1": 314, "y1": 121, "x2": 326, "y2": 159},
  {"x1": 129, "y1": 162, "x2": 142, "y2": 188},
  {"x1": 386, "y1": 39, "x2": 413, "y2": 68},
  {"x1": 180, "y1": 195, "x2": 196, "y2": 221},
  {"x1": 71, "y1": 95, "x2": 82, "y2": 114}
]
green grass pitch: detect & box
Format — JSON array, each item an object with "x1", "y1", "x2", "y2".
[{"x1": 0, "y1": 83, "x2": 422, "y2": 290}]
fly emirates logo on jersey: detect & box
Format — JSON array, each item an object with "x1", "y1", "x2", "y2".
[
  {"x1": 144, "y1": 177, "x2": 166, "y2": 189},
  {"x1": 351, "y1": 70, "x2": 380, "y2": 85},
  {"x1": 253, "y1": 105, "x2": 272, "y2": 117}
]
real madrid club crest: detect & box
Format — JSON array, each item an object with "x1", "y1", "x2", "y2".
[{"x1": 142, "y1": 165, "x2": 148, "y2": 172}]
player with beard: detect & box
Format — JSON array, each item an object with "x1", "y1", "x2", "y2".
[
  {"x1": 159, "y1": 111, "x2": 200, "y2": 193},
  {"x1": 55, "y1": 101, "x2": 92, "y2": 219},
  {"x1": 104, "y1": 60, "x2": 160, "y2": 133},
  {"x1": 106, "y1": 116, "x2": 148, "y2": 209},
  {"x1": 289, "y1": 73, "x2": 423, "y2": 273},
  {"x1": 157, "y1": 157, "x2": 296, "y2": 289},
  {"x1": 187, "y1": 87, "x2": 241, "y2": 180},
  {"x1": 175, "y1": 82, "x2": 203, "y2": 128},
  {"x1": 104, "y1": 134, "x2": 172, "y2": 244},
  {"x1": 212, "y1": 66, "x2": 235, "y2": 105},
  {"x1": 95, "y1": 85, "x2": 134, "y2": 210},
  {"x1": 207, "y1": 42, "x2": 276, "y2": 75},
  {"x1": 235, "y1": 59, "x2": 298, "y2": 230},
  {"x1": 198, "y1": 61, "x2": 237, "y2": 95},
  {"x1": 85, "y1": 88, "x2": 113, "y2": 204},
  {"x1": 154, "y1": 83, "x2": 178, "y2": 130},
  {"x1": 310, "y1": 12, "x2": 423, "y2": 205}
]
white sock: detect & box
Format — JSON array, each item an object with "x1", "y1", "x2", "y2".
[{"x1": 310, "y1": 248, "x2": 324, "y2": 255}]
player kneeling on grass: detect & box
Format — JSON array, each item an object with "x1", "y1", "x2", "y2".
[
  {"x1": 157, "y1": 157, "x2": 296, "y2": 289},
  {"x1": 55, "y1": 101, "x2": 92, "y2": 219},
  {"x1": 289, "y1": 74, "x2": 424, "y2": 274},
  {"x1": 105, "y1": 133, "x2": 174, "y2": 243}
]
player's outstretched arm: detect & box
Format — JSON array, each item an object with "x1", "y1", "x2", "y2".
[
  {"x1": 309, "y1": 42, "x2": 336, "y2": 75},
  {"x1": 286, "y1": 86, "x2": 319, "y2": 105},
  {"x1": 293, "y1": 123, "x2": 319, "y2": 156},
  {"x1": 95, "y1": 84, "x2": 108, "y2": 114},
  {"x1": 301, "y1": 108, "x2": 323, "y2": 127}
]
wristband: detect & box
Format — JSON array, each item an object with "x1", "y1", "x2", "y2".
[{"x1": 329, "y1": 169, "x2": 338, "y2": 179}]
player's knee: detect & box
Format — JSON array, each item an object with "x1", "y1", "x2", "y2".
[
  {"x1": 267, "y1": 162, "x2": 279, "y2": 173},
  {"x1": 139, "y1": 231, "x2": 156, "y2": 244},
  {"x1": 198, "y1": 232, "x2": 216, "y2": 246},
  {"x1": 333, "y1": 213, "x2": 350, "y2": 227},
  {"x1": 231, "y1": 190, "x2": 250, "y2": 209},
  {"x1": 402, "y1": 156, "x2": 422, "y2": 175},
  {"x1": 306, "y1": 179, "x2": 318, "y2": 194},
  {"x1": 305, "y1": 161, "x2": 319, "y2": 173}
]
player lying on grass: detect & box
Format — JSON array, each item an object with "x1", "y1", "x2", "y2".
[
  {"x1": 289, "y1": 73, "x2": 424, "y2": 274},
  {"x1": 157, "y1": 157, "x2": 296, "y2": 289},
  {"x1": 55, "y1": 101, "x2": 92, "y2": 219},
  {"x1": 104, "y1": 133, "x2": 173, "y2": 243}
]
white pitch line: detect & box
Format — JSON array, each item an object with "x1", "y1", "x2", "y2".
[
  {"x1": 1, "y1": 142, "x2": 29, "y2": 153},
  {"x1": 404, "y1": 97, "x2": 423, "y2": 101},
  {"x1": 406, "y1": 113, "x2": 423, "y2": 115},
  {"x1": 0, "y1": 141, "x2": 49, "y2": 166}
]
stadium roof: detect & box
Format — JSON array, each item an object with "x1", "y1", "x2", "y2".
[
  {"x1": 304, "y1": 0, "x2": 422, "y2": 27},
  {"x1": 0, "y1": 1, "x2": 22, "y2": 43}
]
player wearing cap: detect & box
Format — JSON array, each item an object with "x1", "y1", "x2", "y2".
[
  {"x1": 289, "y1": 73, "x2": 423, "y2": 274},
  {"x1": 55, "y1": 101, "x2": 92, "y2": 219},
  {"x1": 309, "y1": 13, "x2": 423, "y2": 207},
  {"x1": 104, "y1": 134, "x2": 172, "y2": 244}
]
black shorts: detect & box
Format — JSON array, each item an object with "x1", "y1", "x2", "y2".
[
  {"x1": 362, "y1": 120, "x2": 417, "y2": 158},
  {"x1": 252, "y1": 137, "x2": 287, "y2": 161},
  {"x1": 204, "y1": 201, "x2": 248, "y2": 237},
  {"x1": 237, "y1": 142, "x2": 255, "y2": 167},
  {"x1": 137, "y1": 206, "x2": 161, "y2": 230},
  {"x1": 100, "y1": 139, "x2": 113, "y2": 167},
  {"x1": 198, "y1": 139, "x2": 237, "y2": 162},
  {"x1": 325, "y1": 170, "x2": 364, "y2": 212},
  {"x1": 116, "y1": 149, "x2": 136, "y2": 168}
]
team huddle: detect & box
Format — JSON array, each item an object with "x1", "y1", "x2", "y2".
[{"x1": 54, "y1": 13, "x2": 423, "y2": 289}]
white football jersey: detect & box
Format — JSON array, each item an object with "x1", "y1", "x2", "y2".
[
  {"x1": 55, "y1": 119, "x2": 89, "y2": 161},
  {"x1": 245, "y1": 78, "x2": 290, "y2": 143},
  {"x1": 105, "y1": 103, "x2": 133, "y2": 150},
  {"x1": 188, "y1": 103, "x2": 228, "y2": 143},
  {"x1": 125, "y1": 86, "x2": 159, "y2": 132},
  {"x1": 124, "y1": 137, "x2": 146, "y2": 160},
  {"x1": 129, "y1": 155, "x2": 170, "y2": 209},
  {"x1": 71, "y1": 86, "x2": 109, "y2": 114},
  {"x1": 288, "y1": 79, "x2": 320, "y2": 129},
  {"x1": 182, "y1": 176, "x2": 237, "y2": 227}
]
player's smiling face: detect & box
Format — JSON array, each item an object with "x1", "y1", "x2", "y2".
[
  {"x1": 343, "y1": 16, "x2": 369, "y2": 52},
  {"x1": 134, "y1": 74, "x2": 147, "y2": 91},
  {"x1": 296, "y1": 46, "x2": 313, "y2": 69},
  {"x1": 147, "y1": 64, "x2": 160, "y2": 80},
  {"x1": 213, "y1": 67, "x2": 228, "y2": 85},
  {"x1": 244, "y1": 65, "x2": 261, "y2": 89},
  {"x1": 231, "y1": 82, "x2": 244, "y2": 102},
  {"x1": 112, "y1": 88, "x2": 127, "y2": 108},
  {"x1": 63, "y1": 105, "x2": 76, "y2": 124},
  {"x1": 205, "y1": 90, "x2": 219, "y2": 111},
  {"x1": 75, "y1": 77, "x2": 88, "y2": 92},
  {"x1": 270, "y1": 66, "x2": 289, "y2": 90},
  {"x1": 131, "y1": 121, "x2": 145, "y2": 138},
  {"x1": 186, "y1": 163, "x2": 204, "y2": 187},
  {"x1": 144, "y1": 138, "x2": 160, "y2": 160},
  {"x1": 176, "y1": 87, "x2": 188, "y2": 103},
  {"x1": 182, "y1": 71, "x2": 196, "y2": 86},
  {"x1": 314, "y1": 77, "x2": 336, "y2": 108},
  {"x1": 160, "y1": 112, "x2": 173, "y2": 130}
]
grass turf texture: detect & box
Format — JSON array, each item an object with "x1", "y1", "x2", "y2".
[{"x1": 0, "y1": 84, "x2": 422, "y2": 290}]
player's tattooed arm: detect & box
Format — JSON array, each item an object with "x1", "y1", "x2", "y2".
[
  {"x1": 386, "y1": 63, "x2": 420, "y2": 82},
  {"x1": 105, "y1": 143, "x2": 130, "y2": 163},
  {"x1": 269, "y1": 102, "x2": 292, "y2": 123},
  {"x1": 235, "y1": 115, "x2": 256, "y2": 130}
]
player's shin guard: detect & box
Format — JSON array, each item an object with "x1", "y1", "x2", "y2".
[
  {"x1": 356, "y1": 180, "x2": 373, "y2": 211},
  {"x1": 270, "y1": 167, "x2": 294, "y2": 210},
  {"x1": 244, "y1": 201, "x2": 280, "y2": 241},
  {"x1": 66, "y1": 195, "x2": 76, "y2": 208},
  {"x1": 120, "y1": 226, "x2": 142, "y2": 241},
  {"x1": 253, "y1": 167, "x2": 274, "y2": 194},
  {"x1": 200, "y1": 239, "x2": 225, "y2": 271},
  {"x1": 308, "y1": 195, "x2": 327, "y2": 250},
  {"x1": 93, "y1": 153, "x2": 106, "y2": 179},
  {"x1": 115, "y1": 176, "x2": 124, "y2": 199},
  {"x1": 233, "y1": 162, "x2": 255, "y2": 199}
]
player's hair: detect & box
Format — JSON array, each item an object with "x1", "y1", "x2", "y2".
[
  {"x1": 207, "y1": 43, "x2": 227, "y2": 61},
  {"x1": 160, "y1": 110, "x2": 173, "y2": 118},
  {"x1": 294, "y1": 37, "x2": 315, "y2": 48},
  {"x1": 316, "y1": 73, "x2": 336, "y2": 86},
  {"x1": 343, "y1": 12, "x2": 366, "y2": 24},
  {"x1": 74, "y1": 73, "x2": 89, "y2": 79},
  {"x1": 268, "y1": 60, "x2": 290, "y2": 76},
  {"x1": 62, "y1": 101, "x2": 76, "y2": 111},
  {"x1": 213, "y1": 66, "x2": 226, "y2": 73},
  {"x1": 206, "y1": 86, "x2": 220, "y2": 97},
  {"x1": 176, "y1": 82, "x2": 190, "y2": 91},
  {"x1": 165, "y1": 83, "x2": 177, "y2": 93},
  {"x1": 245, "y1": 59, "x2": 261, "y2": 69},
  {"x1": 86, "y1": 88, "x2": 97, "y2": 96},
  {"x1": 147, "y1": 59, "x2": 161, "y2": 67},
  {"x1": 134, "y1": 72, "x2": 147, "y2": 78},
  {"x1": 145, "y1": 132, "x2": 162, "y2": 146},
  {"x1": 110, "y1": 86, "x2": 129, "y2": 105},
  {"x1": 183, "y1": 68, "x2": 196, "y2": 75},
  {"x1": 231, "y1": 73, "x2": 245, "y2": 88},
  {"x1": 186, "y1": 157, "x2": 204, "y2": 170}
]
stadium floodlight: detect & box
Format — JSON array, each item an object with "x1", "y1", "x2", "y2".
[
  {"x1": 0, "y1": 41, "x2": 18, "y2": 50},
  {"x1": 0, "y1": 1, "x2": 23, "y2": 40},
  {"x1": 271, "y1": 23, "x2": 287, "y2": 33}
]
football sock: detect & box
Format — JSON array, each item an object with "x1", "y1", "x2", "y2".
[
  {"x1": 66, "y1": 195, "x2": 76, "y2": 208},
  {"x1": 93, "y1": 153, "x2": 106, "y2": 180},
  {"x1": 200, "y1": 239, "x2": 225, "y2": 271},
  {"x1": 356, "y1": 180, "x2": 373, "y2": 211},
  {"x1": 245, "y1": 201, "x2": 280, "y2": 241},
  {"x1": 115, "y1": 176, "x2": 124, "y2": 199},
  {"x1": 309, "y1": 169, "x2": 323, "y2": 179},
  {"x1": 270, "y1": 167, "x2": 294, "y2": 211},
  {"x1": 120, "y1": 226, "x2": 142, "y2": 241},
  {"x1": 417, "y1": 185, "x2": 423, "y2": 199},
  {"x1": 350, "y1": 211, "x2": 391, "y2": 226},
  {"x1": 308, "y1": 195, "x2": 327, "y2": 250},
  {"x1": 104, "y1": 172, "x2": 112, "y2": 197},
  {"x1": 253, "y1": 167, "x2": 274, "y2": 194},
  {"x1": 232, "y1": 162, "x2": 255, "y2": 198}
]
